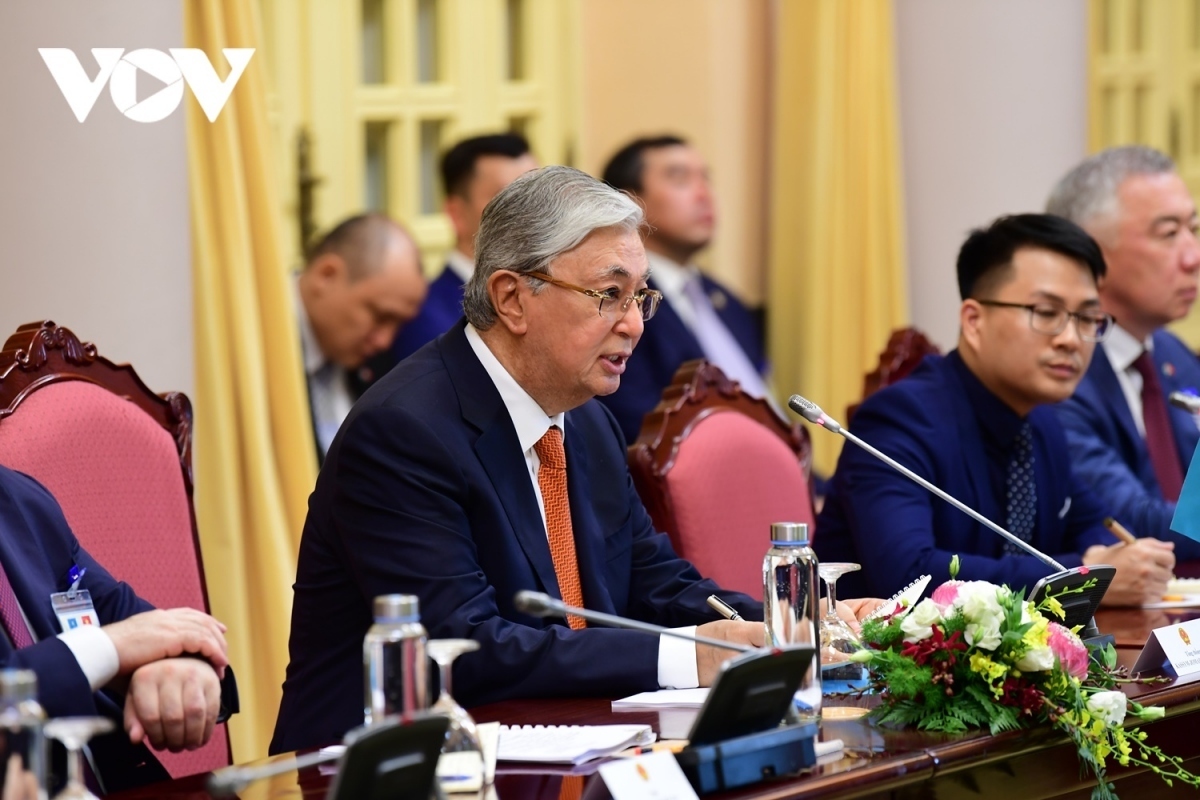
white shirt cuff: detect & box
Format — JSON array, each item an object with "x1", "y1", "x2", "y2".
[
  {"x1": 58, "y1": 626, "x2": 120, "y2": 691},
  {"x1": 657, "y1": 625, "x2": 699, "y2": 689}
]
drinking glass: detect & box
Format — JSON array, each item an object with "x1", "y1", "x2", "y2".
[
  {"x1": 427, "y1": 639, "x2": 486, "y2": 789},
  {"x1": 818, "y1": 562, "x2": 870, "y2": 696},
  {"x1": 44, "y1": 717, "x2": 113, "y2": 800}
]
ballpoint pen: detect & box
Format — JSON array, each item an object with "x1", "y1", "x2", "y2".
[
  {"x1": 706, "y1": 594, "x2": 744, "y2": 621},
  {"x1": 1103, "y1": 516, "x2": 1137, "y2": 546}
]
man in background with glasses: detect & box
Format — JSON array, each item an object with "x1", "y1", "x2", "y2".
[
  {"x1": 272, "y1": 167, "x2": 884, "y2": 754},
  {"x1": 814, "y1": 214, "x2": 1174, "y2": 605},
  {"x1": 1049, "y1": 146, "x2": 1200, "y2": 554}
]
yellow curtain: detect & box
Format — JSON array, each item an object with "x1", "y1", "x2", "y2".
[
  {"x1": 768, "y1": 0, "x2": 909, "y2": 475},
  {"x1": 185, "y1": 0, "x2": 318, "y2": 763}
]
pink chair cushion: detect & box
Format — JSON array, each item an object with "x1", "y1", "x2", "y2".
[
  {"x1": 663, "y1": 410, "x2": 814, "y2": 598},
  {"x1": 0, "y1": 380, "x2": 228, "y2": 776}
]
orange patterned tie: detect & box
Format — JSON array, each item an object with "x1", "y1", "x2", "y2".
[{"x1": 534, "y1": 426, "x2": 586, "y2": 629}]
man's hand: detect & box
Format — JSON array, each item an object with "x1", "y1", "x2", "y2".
[
  {"x1": 828, "y1": 597, "x2": 887, "y2": 632},
  {"x1": 1086, "y1": 538, "x2": 1175, "y2": 606},
  {"x1": 124, "y1": 658, "x2": 221, "y2": 752},
  {"x1": 104, "y1": 608, "x2": 228, "y2": 677},
  {"x1": 695, "y1": 620, "x2": 765, "y2": 687}
]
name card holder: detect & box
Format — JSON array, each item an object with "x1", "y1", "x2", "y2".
[{"x1": 1133, "y1": 616, "x2": 1200, "y2": 676}]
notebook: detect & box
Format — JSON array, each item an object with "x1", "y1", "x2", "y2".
[{"x1": 497, "y1": 724, "x2": 656, "y2": 765}]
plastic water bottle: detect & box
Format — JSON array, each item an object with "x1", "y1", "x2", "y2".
[
  {"x1": 763, "y1": 522, "x2": 821, "y2": 724},
  {"x1": 363, "y1": 594, "x2": 428, "y2": 725},
  {"x1": 0, "y1": 669, "x2": 45, "y2": 798}
]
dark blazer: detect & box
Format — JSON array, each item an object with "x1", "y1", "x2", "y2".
[
  {"x1": 597, "y1": 274, "x2": 767, "y2": 444},
  {"x1": 271, "y1": 322, "x2": 757, "y2": 754},
  {"x1": 815, "y1": 352, "x2": 1115, "y2": 600},
  {"x1": 0, "y1": 466, "x2": 169, "y2": 793},
  {"x1": 390, "y1": 266, "x2": 467, "y2": 364},
  {"x1": 1056, "y1": 329, "x2": 1200, "y2": 557}
]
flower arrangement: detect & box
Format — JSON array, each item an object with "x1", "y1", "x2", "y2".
[{"x1": 852, "y1": 559, "x2": 1200, "y2": 800}]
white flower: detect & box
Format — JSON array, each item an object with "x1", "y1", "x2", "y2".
[
  {"x1": 1016, "y1": 645, "x2": 1054, "y2": 672},
  {"x1": 965, "y1": 620, "x2": 1002, "y2": 651},
  {"x1": 956, "y1": 582, "x2": 1005, "y2": 627},
  {"x1": 900, "y1": 599, "x2": 943, "y2": 642},
  {"x1": 1086, "y1": 691, "x2": 1128, "y2": 727}
]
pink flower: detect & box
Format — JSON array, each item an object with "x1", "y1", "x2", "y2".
[
  {"x1": 1048, "y1": 622, "x2": 1089, "y2": 680},
  {"x1": 930, "y1": 580, "x2": 965, "y2": 612}
]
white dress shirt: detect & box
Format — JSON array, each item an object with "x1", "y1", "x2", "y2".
[
  {"x1": 464, "y1": 324, "x2": 699, "y2": 688},
  {"x1": 9, "y1": 599, "x2": 120, "y2": 691},
  {"x1": 1104, "y1": 324, "x2": 1154, "y2": 439}
]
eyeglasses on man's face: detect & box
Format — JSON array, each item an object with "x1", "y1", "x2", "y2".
[
  {"x1": 526, "y1": 271, "x2": 662, "y2": 322},
  {"x1": 976, "y1": 300, "x2": 1114, "y2": 342}
]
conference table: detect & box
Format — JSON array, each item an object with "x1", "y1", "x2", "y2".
[{"x1": 111, "y1": 606, "x2": 1200, "y2": 800}]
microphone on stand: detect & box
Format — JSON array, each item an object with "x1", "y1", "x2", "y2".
[
  {"x1": 513, "y1": 590, "x2": 752, "y2": 652},
  {"x1": 786, "y1": 395, "x2": 1114, "y2": 639},
  {"x1": 1169, "y1": 391, "x2": 1200, "y2": 414}
]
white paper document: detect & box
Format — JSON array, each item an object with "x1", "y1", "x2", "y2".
[
  {"x1": 498, "y1": 724, "x2": 655, "y2": 765},
  {"x1": 611, "y1": 689, "x2": 709, "y2": 709}
]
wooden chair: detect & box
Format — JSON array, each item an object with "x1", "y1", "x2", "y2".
[
  {"x1": 0, "y1": 320, "x2": 230, "y2": 778},
  {"x1": 846, "y1": 326, "x2": 941, "y2": 422},
  {"x1": 628, "y1": 360, "x2": 815, "y2": 597}
]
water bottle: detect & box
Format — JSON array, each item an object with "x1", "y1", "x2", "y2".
[
  {"x1": 363, "y1": 594, "x2": 428, "y2": 725},
  {"x1": 0, "y1": 669, "x2": 45, "y2": 799},
  {"x1": 763, "y1": 522, "x2": 821, "y2": 724}
]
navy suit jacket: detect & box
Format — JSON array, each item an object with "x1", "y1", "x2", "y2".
[
  {"x1": 0, "y1": 466, "x2": 170, "y2": 793},
  {"x1": 597, "y1": 274, "x2": 766, "y2": 444},
  {"x1": 390, "y1": 266, "x2": 466, "y2": 363},
  {"x1": 1056, "y1": 329, "x2": 1200, "y2": 558},
  {"x1": 815, "y1": 352, "x2": 1116, "y2": 600},
  {"x1": 271, "y1": 322, "x2": 758, "y2": 754}
]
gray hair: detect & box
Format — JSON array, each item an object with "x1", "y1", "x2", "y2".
[
  {"x1": 463, "y1": 165, "x2": 644, "y2": 329},
  {"x1": 1046, "y1": 145, "x2": 1176, "y2": 228}
]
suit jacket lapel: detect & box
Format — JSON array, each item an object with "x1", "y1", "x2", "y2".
[
  {"x1": 560, "y1": 417, "x2": 613, "y2": 613},
  {"x1": 441, "y1": 324, "x2": 561, "y2": 597},
  {"x1": 0, "y1": 485, "x2": 64, "y2": 641},
  {"x1": 1152, "y1": 335, "x2": 1200, "y2": 468},
  {"x1": 1089, "y1": 348, "x2": 1145, "y2": 458},
  {"x1": 942, "y1": 360, "x2": 1001, "y2": 540}
]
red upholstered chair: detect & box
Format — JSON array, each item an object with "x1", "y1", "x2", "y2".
[
  {"x1": 628, "y1": 361, "x2": 815, "y2": 597},
  {"x1": 0, "y1": 320, "x2": 230, "y2": 777},
  {"x1": 846, "y1": 326, "x2": 941, "y2": 422}
]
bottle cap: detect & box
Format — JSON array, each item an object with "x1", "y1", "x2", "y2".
[
  {"x1": 0, "y1": 670, "x2": 37, "y2": 702},
  {"x1": 373, "y1": 594, "x2": 420, "y2": 623},
  {"x1": 770, "y1": 522, "x2": 809, "y2": 545}
]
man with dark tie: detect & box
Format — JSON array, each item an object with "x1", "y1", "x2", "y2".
[
  {"x1": 387, "y1": 133, "x2": 537, "y2": 363},
  {"x1": 296, "y1": 213, "x2": 427, "y2": 459},
  {"x1": 597, "y1": 136, "x2": 768, "y2": 444},
  {"x1": 1048, "y1": 146, "x2": 1200, "y2": 553},
  {"x1": 271, "y1": 166, "x2": 883, "y2": 754},
  {"x1": 815, "y1": 214, "x2": 1175, "y2": 603},
  {"x1": 0, "y1": 464, "x2": 232, "y2": 793}
]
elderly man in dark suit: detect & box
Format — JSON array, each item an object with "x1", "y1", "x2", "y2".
[
  {"x1": 815, "y1": 214, "x2": 1174, "y2": 604},
  {"x1": 272, "y1": 166, "x2": 885, "y2": 754},
  {"x1": 1049, "y1": 146, "x2": 1200, "y2": 555},
  {"x1": 0, "y1": 464, "x2": 232, "y2": 794}
]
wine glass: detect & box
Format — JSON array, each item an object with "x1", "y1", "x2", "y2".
[
  {"x1": 818, "y1": 562, "x2": 869, "y2": 698},
  {"x1": 426, "y1": 639, "x2": 486, "y2": 789},
  {"x1": 44, "y1": 717, "x2": 113, "y2": 800}
]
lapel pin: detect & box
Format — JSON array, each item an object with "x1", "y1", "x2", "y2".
[
  {"x1": 709, "y1": 290, "x2": 727, "y2": 311},
  {"x1": 1164, "y1": 362, "x2": 1176, "y2": 378}
]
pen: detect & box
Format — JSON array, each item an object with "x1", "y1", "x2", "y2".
[
  {"x1": 706, "y1": 594, "x2": 744, "y2": 621},
  {"x1": 1103, "y1": 516, "x2": 1138, "y2": 546}
]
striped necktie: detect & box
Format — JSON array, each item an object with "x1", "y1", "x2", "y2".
[{"x1": 533, "y1": 427, "x2": 586, "y2": 629}]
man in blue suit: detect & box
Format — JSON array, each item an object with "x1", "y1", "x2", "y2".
[
  {"x1": 387, "y1": 133, "x2": 537, "y2": 364},
  {"x1": 272, "y1": 166, "x2": 882, "y2": 753},
  {"x1": 816, "y1": 214, "x2": 1175, "y2": 604},
  {"x1": 597, "y1": 136, "x2": 768, "y2": 444},
  {"x1": 0, "y1": 464, "x2": 232, "y2": 793},
  {"x1": 1048, "y1": 147, "x2": 1200, "y2": 555}
]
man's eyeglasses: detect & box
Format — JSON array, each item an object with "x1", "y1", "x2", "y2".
[
  {"x1": 526, "y1": 271, "x2": 662, "y2": 321},
  {"x1": 977, "y1": 300, "x2": 1114, "y2": 342}
]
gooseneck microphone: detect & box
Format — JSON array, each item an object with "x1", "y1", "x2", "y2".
[
  {"x1": 787, "y1": 395, "x2": 1066, "y2": 571},
  {"x1": 513, "y1": 590, "x2": 752, "y2": 652},
  {"x1": 1169, "y1": 391, "x2": 1200, "y2": 414}
]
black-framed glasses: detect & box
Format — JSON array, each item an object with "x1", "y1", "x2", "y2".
[
  {"x1": 526, "y1": 271, "x2": 662, "y2": 321},
  {"x1": 977, "y1": 300, "x2": 1114, "y2": 342}
]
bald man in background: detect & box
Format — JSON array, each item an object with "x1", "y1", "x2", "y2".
[{"x1": 297, "y1": 213, "x2": 426, "y2": 459}]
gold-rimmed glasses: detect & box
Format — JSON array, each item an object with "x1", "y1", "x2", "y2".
[
  {"x1": 526, "y1": 271, "x2": 662, "y2": 321},
  {"x1": 976, "y1": 300, "x2": 1114, "y2": 342}
]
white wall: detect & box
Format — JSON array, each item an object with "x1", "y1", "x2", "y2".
[
  {"x1": 0, "y1": 1, "x2": 192, "y2": 398},
  {"x1": 895, "y1": 0, "x2": 1089, "y2": 351}
]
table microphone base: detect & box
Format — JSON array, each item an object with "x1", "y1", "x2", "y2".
[{"x1": 675, "y1": 722, "x2": 819, "y2": 795}]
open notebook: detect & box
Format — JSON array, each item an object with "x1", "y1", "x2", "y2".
[{"x1": 498, "y1": 724, "x2": 655, "y2": 765}]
